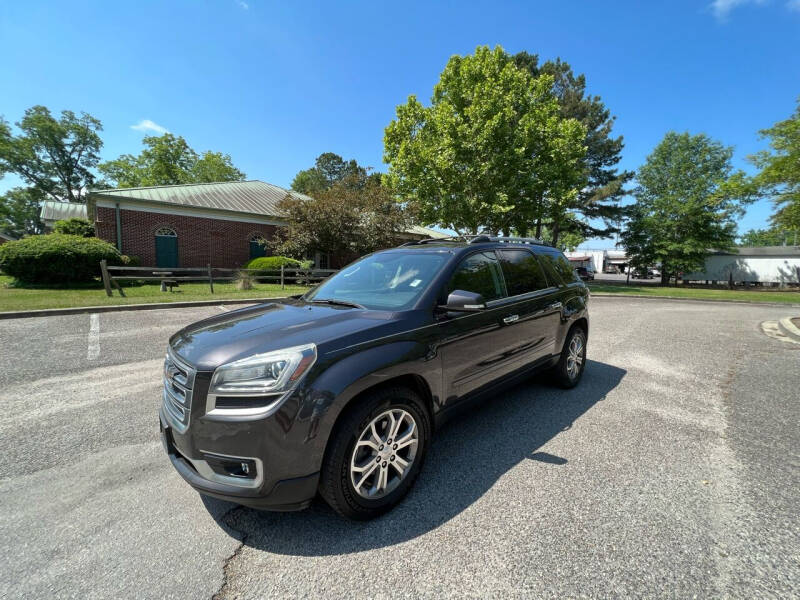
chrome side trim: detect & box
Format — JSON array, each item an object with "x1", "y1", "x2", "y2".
[{"x1": 205, "y1": 391, "x2": 287, "y2": 419}]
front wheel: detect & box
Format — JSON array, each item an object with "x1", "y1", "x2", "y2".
[
  {"x1": 319, "y1": 387, "x2": 430, "y2": 520},
  {"x1": 552, "y1": 326, "x2": 587, "y2": 388}
]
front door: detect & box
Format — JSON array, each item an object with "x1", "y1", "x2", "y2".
[
  {"x1": 155, "y1": 234, "x2": 179, "y2": 268},
  {"x1": 436, "y1": 251, "x2": 525, "y2": 405}
]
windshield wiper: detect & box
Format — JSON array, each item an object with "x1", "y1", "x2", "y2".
[{"x1": 310, "y1": 298, "x2": 366, "y2": 309}]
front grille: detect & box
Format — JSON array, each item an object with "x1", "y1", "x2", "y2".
[{"x1": 163, "y1": 350, "x2": 196, "y2": 432}]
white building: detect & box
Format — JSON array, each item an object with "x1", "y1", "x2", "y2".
[
  {"x1": 684, "y1": 247, "x2": 800, "y2": 284},
  {"x1": 565, "y1": 249, "x2": 628, "y2": 273}
]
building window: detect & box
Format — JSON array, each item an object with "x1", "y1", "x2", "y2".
[
  {"x1": 314, "y1": 251, "x2": 330, "y2": 269},
  {"x1": 249, "y1": 235, "x2": 267, "y2": 259},
  {"x1": 155, "y1": 227, "x2": 178, "y2": 268}
]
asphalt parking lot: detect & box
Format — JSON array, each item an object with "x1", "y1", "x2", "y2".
[{"x1": 1, "y1": 297, "x2": 798, "y2": 598}]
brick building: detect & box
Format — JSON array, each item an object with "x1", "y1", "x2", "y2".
[{"x1": 86, "y1": 180, "x2": 445, "y2": 269}]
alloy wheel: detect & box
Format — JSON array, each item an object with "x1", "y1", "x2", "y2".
[
  {"x1": 349, "y1": 408, "x2": 419, "y2": 500},
  {"x1": 566, "y1": 333, "x2": 585, "y2": 379}
]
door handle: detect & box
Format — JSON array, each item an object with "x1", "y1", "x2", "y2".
[
  {"x1": 503, "y1": 314, "x2": 519, "y2": 324},
  {"x1": 548, "y1": 302, "x2": 562, "y2": 311}
]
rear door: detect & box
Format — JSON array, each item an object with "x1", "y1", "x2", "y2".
[
  {"x1": 436, "y1": 251, "x2": 526, "y2": 404},
  {"x1": 536, "y1": 250, "x2": 583, "y2": 351},
  {"x1": 496, "y1": 248, "x2": 563, "y2": 363}
]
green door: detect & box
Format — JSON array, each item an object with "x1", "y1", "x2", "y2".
[
  {"x1": 249, "y1": 239, "x2": 267, "y2": 259},
  {"x1": 155, "y1": 234, "x2": 179, "y2": 268}
]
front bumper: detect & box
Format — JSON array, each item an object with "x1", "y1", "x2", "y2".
[{"x1": 159, "y1": 404, "x2": 320, "y2": 511}]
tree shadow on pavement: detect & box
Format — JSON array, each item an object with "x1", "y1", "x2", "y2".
[{"x1": 203, "y1": 359, "x2": 625, "y2": 556}]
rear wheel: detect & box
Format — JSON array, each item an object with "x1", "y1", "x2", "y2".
[
  {"x1": 319, "y1": 387, "x2": 430, "y2": 520},
  {"x1": 552, "y1": 326, "x2": 587, "y2": 388}
]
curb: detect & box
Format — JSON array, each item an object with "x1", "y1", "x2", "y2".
[
  {"x1": 590, "y1": 292, "x2": 800, "y2": 308},
  {"x1": 0, "y1": 297, "x2": 286, "y2": 320},
  {"x1": 778, "y1": 316, "x2": 800, "y2": 341}
]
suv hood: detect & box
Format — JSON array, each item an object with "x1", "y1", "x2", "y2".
[{"x1": 169, "y1": 299, "x2": 410, "y2": 370}]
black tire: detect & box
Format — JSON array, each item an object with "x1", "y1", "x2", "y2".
[
  {"x1": 319, "y1": 386, "x2": 430, "y2": 520},
  {"x1": 552, "y1": 325, "x2": 587, "y2": 389}
]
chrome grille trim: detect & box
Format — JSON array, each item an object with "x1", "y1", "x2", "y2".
[{"x1": 162, "y1": 349, "x2": 196, "y2": 433}]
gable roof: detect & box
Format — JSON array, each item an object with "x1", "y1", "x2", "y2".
[
  {"x1": 41, "y1": 201, "x2": 88, "y2": 222},
  {"x1": 88, "y1": 180, "x2": 311, "y2": 219}
]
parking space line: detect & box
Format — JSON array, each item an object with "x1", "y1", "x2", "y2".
[{"x1": 87, "y1": 313, "x2": 100, "y2": 360}]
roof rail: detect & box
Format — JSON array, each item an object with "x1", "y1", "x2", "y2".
[
  {"x1": 467, "y1": 234, "x2": 552, "y2": 247},
  {"x1": 400, "y1": 234, "x2": 553, "y2": 247},
  {"x1": 400, "y1": 236, "x2": 465, "y2": 246}
]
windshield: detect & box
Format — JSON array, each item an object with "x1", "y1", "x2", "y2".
[{"x1": 304, "y1": 251, "x2": 448, "y2": 311}]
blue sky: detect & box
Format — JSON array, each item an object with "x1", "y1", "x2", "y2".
[{"x1": 1, "y1": 0, "x2": 798, "y2": 248}]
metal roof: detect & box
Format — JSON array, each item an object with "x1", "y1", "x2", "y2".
[
  {"x1": 0, "y1": 231, "x2": 17, "y2": 241},
  {"x1": 88, "y1": 180, "x2": 445, "y2": 237},
  {"x1": 40, "y1": 201, "x2": 88, "y2": 222},
  {"x1": 89, "y1": 180, "x2": 311, "y2": 219},
  {"x1": 714, "y1": 246, "x2": 800, "y2": 257},
  {"x1": 406, "y1": 225, "x2": 449, "y2": 239}
]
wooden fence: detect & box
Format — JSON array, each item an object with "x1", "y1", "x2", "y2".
[{"x1": 98, "y1": 260, "x2": 338, "y2": 297}]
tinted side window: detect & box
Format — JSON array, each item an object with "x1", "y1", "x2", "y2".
[
  {"x1": 446, "y1": 252, "x2": 505, "y2": 302},
  {"x1": 497, "y1": 249, "x2": 550, "y2": 296},
  {"x1": 538, "y1": 252, "x2": 581, "y2": 285}
]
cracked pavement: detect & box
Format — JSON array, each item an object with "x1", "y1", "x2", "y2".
[{"x1": 0, "y1": 298, "x2": 798, "y2": 598}]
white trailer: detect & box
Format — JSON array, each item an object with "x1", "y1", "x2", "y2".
[{"x1": 684, "y1": 247, "x2": 800, "y2": 284}]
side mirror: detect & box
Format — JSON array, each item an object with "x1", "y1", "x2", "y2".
[{"x1": 440, "y1": 289, "x2": 486, "y2": 312}]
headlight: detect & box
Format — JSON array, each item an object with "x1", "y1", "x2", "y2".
[{"x1": 209, "y1": 344, "x2": 317, "y2": 395}]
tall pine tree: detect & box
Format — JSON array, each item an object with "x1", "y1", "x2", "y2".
[{"x1": 513, "y1": 52, "x2": 632, "y2": 244}]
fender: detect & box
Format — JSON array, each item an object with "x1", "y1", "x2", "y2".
[
  {"x1": 296, "y1": 339, "x2": 442, "y2": 468},
  {"x1": 554, "y1": 290, "x2": 589, "y2": 354}
]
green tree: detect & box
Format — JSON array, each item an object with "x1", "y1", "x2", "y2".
[
  {"x1": 290, "y1": 152, "x2": 369, "y2": 195},
  {"x1": 0, "y1": 105, "x2": 103, "y2": 202},
  {"x1": 274, "y1": 177, "x2": 411, "y2": 264},
  {"x1": 749, "y1": 99, "x2": 800, "y2": 232},
  {"x1": 191, "y1": 151, "x2": 246, "y2": 183},
  {"x1": 513, "y1": 53, "x2": 633, "y2": 240},
  {"x1": 384, "y1": 45, "x2": 587, "y2": 241},
  {"x1": 53, "y1": 217, "x2": 95, "y2": 237},
  {"x1": 0, "y1": 187, "x2": 45, "y2": 237},
  {"x1": 98, "y1": 133, "x2": 245, "y2": 188},
  {"x1": 621, "y1": 132, "x2": 752, "y2": 284},
  {"x1": 738, "y1": 227, "x2": 798, "y2": 246}
]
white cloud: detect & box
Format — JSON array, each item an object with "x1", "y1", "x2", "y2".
[
  {"x1": 130, "y1": 119, "x2": 169, "y2": 134},
  {"x1": 236, "y1": 0, "x2": 249, "y2": 9},
  {"x1": 710, "y1": 0, "x2": 767, "y2": 19},
  {"x1": 710, "y1": 0, "x2": 800, "y2": 18}
]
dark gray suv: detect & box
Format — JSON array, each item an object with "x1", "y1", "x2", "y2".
[{"x1": 160, "y1": 236, "x2": 589, "y2": 519}]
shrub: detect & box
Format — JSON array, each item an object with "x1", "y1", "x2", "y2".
[
  {"x1": 0, "y1": 234, "x2": 122, "y2": 283},
  {"x1": 235, "y1": 270, "x2": 254, "y2": 290},
  {"x1": 243, "y1": 256, "x2": 302, "y2": 271},
  {"x1": 120, "y1": 254, "x2": 141, "y2": 267},
  {"x1": 53, "y1": 218, "x2": 95, "y2": 237}
]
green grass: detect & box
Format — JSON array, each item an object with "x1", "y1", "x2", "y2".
[
  {"x1": 588, "y1": 282, "x2": 800, "y2": 304},
  {"x1": 0, "y1": 276, "x2": 309, "y2": 312}
]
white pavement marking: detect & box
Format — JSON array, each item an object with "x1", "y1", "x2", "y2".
[
  {"x1": 87, "y1": 313, "x2": 100, "y2": 360},
  {"x1": 761, "y1": 320, "x2": 800, "y2": 345},
  {"x1": 218, "y1": 305, "x2": 228, "y2": 311}
]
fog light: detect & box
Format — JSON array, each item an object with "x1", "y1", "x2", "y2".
[{"x1": 202, "y1": 453, "x2": 257, "y2": 479}]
